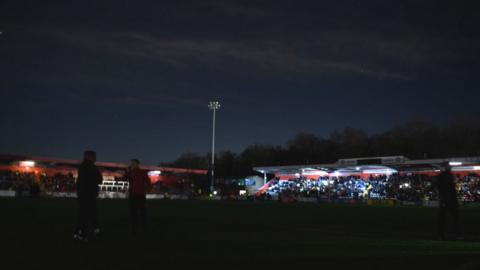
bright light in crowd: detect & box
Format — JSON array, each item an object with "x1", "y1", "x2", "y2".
[
  {"x1": 213, "y1": 190, "x2": 218, "y2": 196},
  {"x1": 20, "y1": 161, "x2": 35, "y2": 167},
  {"x1": 148, "y1": 170, "x2": 161, "y2": 176},
  {"x1": 449, "y1": 161, "x2": 462, "y2": 166},
  {"x1": 400, "y1": 183, "x2": 410, "y2": 189},
  {"x1": 474, "y1": 166, "x2": 480, "y2": 171}
]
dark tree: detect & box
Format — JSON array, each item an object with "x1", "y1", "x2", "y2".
[{"x1": 163, "y1": 120, "x2": 480, "y2": 178}]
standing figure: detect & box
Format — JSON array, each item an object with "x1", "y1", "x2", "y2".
[
  {"x1": 122, "y1": 159, "x2": 152, "y2": 235},
  {"x1": 74, "y1": 151, "x2": 103, "y2": 242},
  {"x1": 435, "y1": 162, "x2": 461, "y2": 240}
]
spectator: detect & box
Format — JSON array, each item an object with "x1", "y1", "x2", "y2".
[
  {"x1": 433, "y1": 162, "x2": 461, "y2": 240},
  {"x1": 122, "y1": 159, "x2": 152, "y2": 235},
  {"x1": 74, "y1": 150, "x2": 103, "y2": 242}
]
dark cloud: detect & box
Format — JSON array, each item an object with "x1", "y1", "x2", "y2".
[{"x1": 36, "y1": 28, "x2": 410, "y2": 79}]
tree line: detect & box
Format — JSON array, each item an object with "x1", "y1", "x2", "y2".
[{"x1": 162, "y1": 120, "x2": 480, "y2": 178}]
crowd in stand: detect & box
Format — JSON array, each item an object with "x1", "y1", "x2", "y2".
[
  {"x1": 264, "y1": 174, "x2": 480, "y2": 202},
  {"x1": 0, "y1": 172, "x2": 76, "y2": 196},
  {"x1": 457, "y1": 175, "x2": 480, "y2": 201},
  {"x1": 0, "y1": 171, "x2": 149, "y2": 195},
  {"x1": 40, "y1": 173, "x2": 76, "y2": 193},
  {"x1": 2, "y1": 170, "x2": 480, "y2": 202},
  {"x1": 0, "y1": 172, "x2": 41, "y2": 196}
]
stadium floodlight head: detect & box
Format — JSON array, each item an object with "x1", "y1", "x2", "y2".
[{"x1": 208, "y1": 101, "x2": 221, "y2": 110}]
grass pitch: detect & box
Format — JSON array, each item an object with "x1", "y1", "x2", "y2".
[{"x1": 1, "y1": 198, "x2": 480, "y2": 269}]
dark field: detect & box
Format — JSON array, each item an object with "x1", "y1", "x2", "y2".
[{"x1": 2, "y1": 198, "x2": 480, "y2": 270}]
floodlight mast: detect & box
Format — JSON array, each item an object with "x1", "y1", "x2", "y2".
[{"x1": 208, "y1": 101, "x2": 221, "y2": 192}]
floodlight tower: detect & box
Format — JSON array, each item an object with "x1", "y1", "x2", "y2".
[{"x1": 208, "y1": 101, "x2": 221, "y2": 192}]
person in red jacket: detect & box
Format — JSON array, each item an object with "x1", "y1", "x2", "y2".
[{"x1": 122, "y1": 159, "x2": 152, "y2": 235}]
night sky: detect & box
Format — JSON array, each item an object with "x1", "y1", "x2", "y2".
[{"x1": 1, "y1": 0, "x2": 479, "y2": 165}]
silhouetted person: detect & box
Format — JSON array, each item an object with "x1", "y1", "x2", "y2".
[
  {"x1": 74, "y1": 151, "x2": 103, "y2": 242},
  {"x1": 30, "y1": 180, "x2": 40, "y2": 198},
  {"x1": 434, "y1": 162, "x2": 461, "y2": 240},
  {"x1": 122, "y1": 159, "x2": 152, "y2": 235},
  {"x1": 16, "y1": 182, "x2": 24, "y2": 197}
]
